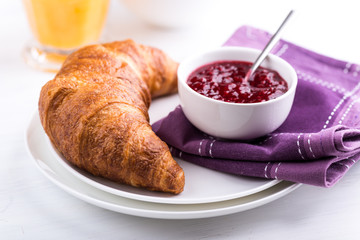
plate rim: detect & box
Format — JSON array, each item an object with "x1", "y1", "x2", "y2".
[
  {"x1": 47, "y1": 136, "x2": 281, "y2": 204},
  {"x1": 33, "y1": 156, "x2": 300, "y2": 219},
  {"x1": 30, "y1": 110, "x2": 282, "y2": 204},
  {"x1": 25, "y1": 112, "x2": 301, "y2": 219}
]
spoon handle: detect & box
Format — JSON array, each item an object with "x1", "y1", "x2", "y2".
[{"x1": 245, "y1": 10, "x2": 295, "y2": 81}]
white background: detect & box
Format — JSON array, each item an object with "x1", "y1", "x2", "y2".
[{"x1": 1, "y1": 0, "x2": 360, "y2": 239}]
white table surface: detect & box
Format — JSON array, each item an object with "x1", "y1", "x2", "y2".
[{"x1": 1, "y1": 0, "x2": 360, "y2": 239}]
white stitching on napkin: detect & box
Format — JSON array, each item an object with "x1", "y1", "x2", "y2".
[
  {"x1": 296, "y1": 70, "x2": 347, "y2": 95},
  {"x1": 353, "y1": 65, "x2": 360, "y2": 77},
  {"x1": 208, "y1": 139, "x2": 216, "y2": 158},
  {"x1": 259, "y1": 134, "x2": 275, "y2": 145},
  {"x1": 264, "y1": 162, "x2": 271, "y2": 178},
  {"x1": 307, "y1": 134, "x2": 316, "y2": 158},
  {"x1": 198, "y1": 139, "x2": 205, "y2": 156},
  {"x1": 323, "y1": 82, "x2": 360, "y2": 129},
  {"x1": 323, "y1": 98, "x2": 344, "y2": 128},
  {"x1": 338, "y1": 97, "x2": 360, "y2": 124},
  {"x1": 337, "y1": 162, "x2": 350, "y2": 169},
  {"x1": 259, "y1": 133, "x2": 287, "y2": 145},
  {"x1": 297, "y1": 133, "x2": 305, "y2": 160},
  {"x1": 343, "y1": 62, "x2": 352, "y2": 74},
  {"x1": 274, "y1": 162, "x2": 282, "y2": 179},
  {"x1": 274, "y1": 44, "x2": 288, "y2": 57},
  {"x1": 245, "y1": 26, "x2": 256, "y2": 39}
]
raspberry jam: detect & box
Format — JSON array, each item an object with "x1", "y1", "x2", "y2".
[{"x1": 187, "y1": 61, "x2": 288, "y2": 103}]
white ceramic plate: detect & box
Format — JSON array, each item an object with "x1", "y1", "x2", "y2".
[
  {"x1": 35, "y1": 94, "x2": 279, "y2": 204},
  {"x1": 25, "y1": 112, "x2": 301, "y2": 219},
  {"x1": 48, "y1": 139, "x2": 280, "y2": 204}
]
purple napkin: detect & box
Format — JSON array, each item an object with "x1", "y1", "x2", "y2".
[{"x1": 152, "y1": 26, "x2": 360, "y2": 187}]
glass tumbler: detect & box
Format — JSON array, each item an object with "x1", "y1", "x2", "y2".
[{"x1": 23, "y1": 0, "x2": 110, "y2": 72}]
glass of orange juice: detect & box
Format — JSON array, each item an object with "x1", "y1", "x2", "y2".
[{"x1": 23, "y1": 0, "x2": 110, "y2": 72}]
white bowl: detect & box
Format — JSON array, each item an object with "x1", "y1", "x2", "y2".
[{"x1": 177, "y1": 47, "x2": 298, "y2": 140}]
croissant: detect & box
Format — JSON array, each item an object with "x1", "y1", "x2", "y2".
[{"x1": 38, "y1": 40, "x2": 185, "y2": 194}]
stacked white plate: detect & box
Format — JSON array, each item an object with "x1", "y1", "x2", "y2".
[{"x1": 25, "y1": 95, "x2": 300, "y2": 219}]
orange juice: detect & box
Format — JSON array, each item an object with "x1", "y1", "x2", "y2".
[{"x1": 23, "y1": 0, "x2": 109, "y2": 50}]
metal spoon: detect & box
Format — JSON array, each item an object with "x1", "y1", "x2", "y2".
[{"x1": 244, "y1": 10, "x2": 295, "y2": 82}]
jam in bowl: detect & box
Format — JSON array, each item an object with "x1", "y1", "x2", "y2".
[
  {"x1": 177, "y1": 47, "x2": 298, "y2": 140},
  {"x1": 187, "y1": 60, "x2": 288, "y2": 104}
]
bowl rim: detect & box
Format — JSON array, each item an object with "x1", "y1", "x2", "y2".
[{"x1": 178, "y1": 46, "x2": 298, "y2": 107}]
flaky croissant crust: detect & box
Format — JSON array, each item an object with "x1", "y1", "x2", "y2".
[{"x1": 39, "y1": 40, "x2": 184, "y2": 194}]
